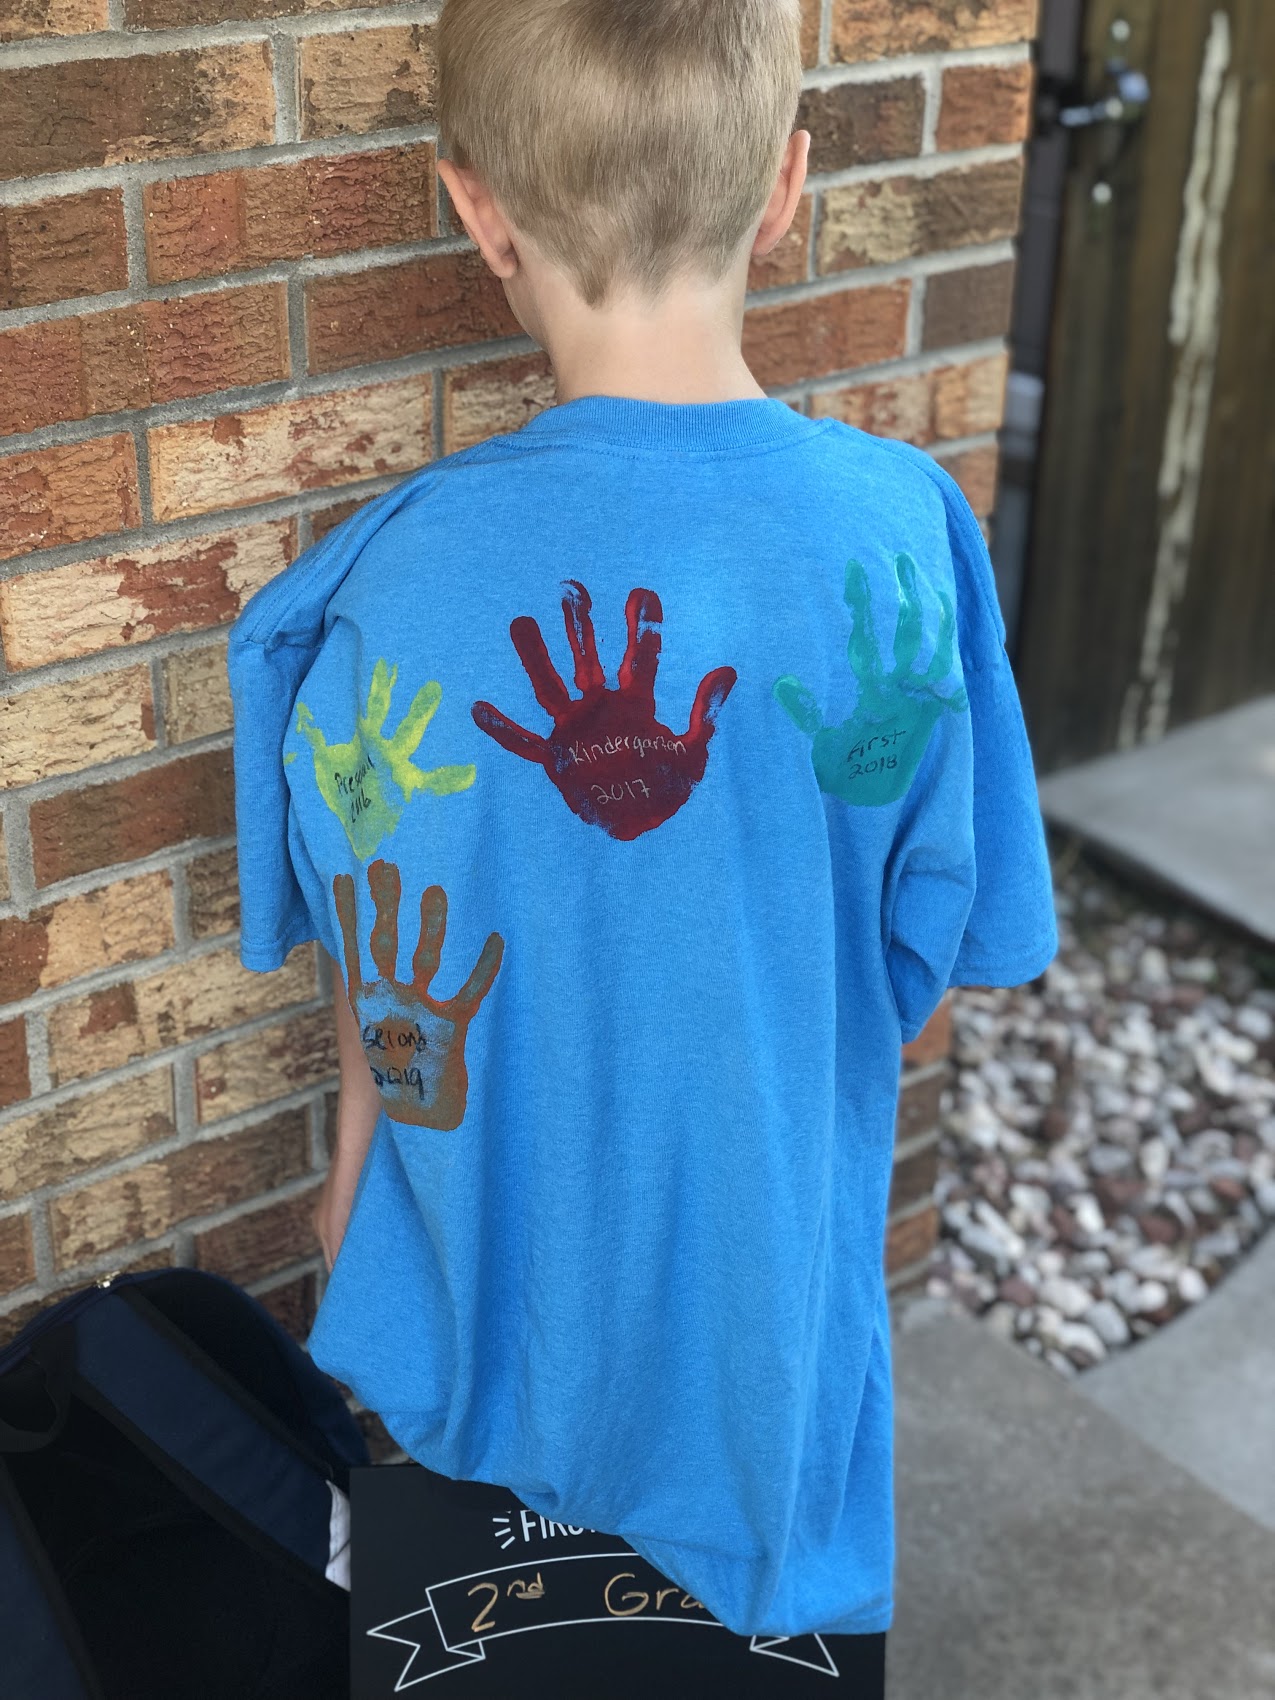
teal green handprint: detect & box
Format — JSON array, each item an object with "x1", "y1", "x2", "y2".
[
  {"x1": 296, "y1": 660, "x2": 476, "y2": 860},
  {"x1": 774, "y1": 553, "x2": 968, "y2": 806}
]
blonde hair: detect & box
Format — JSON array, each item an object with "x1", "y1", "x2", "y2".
[{"x1": 437, "y1": 0, "x2": 803, "y2": 306}]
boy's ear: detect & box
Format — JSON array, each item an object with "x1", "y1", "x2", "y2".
[
  {"x1": 752, "y1": 129, "x2": 811, "y2": 258},
  {"x1": 437, "y1": 158, "x2": 520, "y2": 280}
]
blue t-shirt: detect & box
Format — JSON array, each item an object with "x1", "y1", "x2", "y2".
[{"x1": 228, "y1": 395, "x2": 1056, "y2": 1639}]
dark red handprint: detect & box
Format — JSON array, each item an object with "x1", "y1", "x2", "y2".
[
  {"x1": 472, "y1": 582, "x2": 737, "y2": 841},
  {"x1": 333, "y1": 861, "x2": 504, "y2": 1131}
]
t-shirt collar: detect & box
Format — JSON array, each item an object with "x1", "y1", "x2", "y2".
[{"x1": 515, "y1": 392, "x2": 823, "y2": 454}]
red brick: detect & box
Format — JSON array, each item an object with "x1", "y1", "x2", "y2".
[
  {"x1": 0, "y1": 1212, "x2": 35, "y2": 1295},
  {"x1": 896, "y1": 1067, "x2": 946, "y2": 1144},
  {"x1": 1, "y1": 0, "x2": 107, "y2": 41},
  {"x1": 0, "y1": 435, "x2": 139, "y2": 563},
  {"x1": 903, "y1": 998, "x2": 954, "y2": 1068},
  {"x1": 0, "y1": 190, "x2": 128, "y2": 311},
  {"x1": 50, "y1": 1109, "x2": 311, "y2": 1269},
  {"x1": 299, "y1": 24, "x2": 435, "y2": 139},
  {"x1": 307, "y1": 495, "x2": 365, "y2": 544},
  {"x1": 742, "y1": 282, "x2": 910, "y2": 388},
  {"x1": 148, "y1": 377, "x2": 432, "y2": 520},
  {"x1": 886, "y1": 1203, "x2": 938, "y2": 1275},
  {"x1": 0, "y1": 820, "x2": 9, "y2": 902},
  {"x1": 0, "y1": 1020, "x2": 30, "y2": 1110},
  {"x1": 832, "y1": 0, "x2": 1038, "y2": 63},
  {"x1": 0, "y1": 872, "x2": 173, "y2": 1002},
  {"x1": 194, "y1": 1183, "x2": 321, "y2": 1282},
  {"x1": 922, "y1": 259, "x2": 1016, "y2": 349},
  {"x1": 818, "y1": 158, "x2": 1024, "y2": 273},
  {"x1": 937, "y1": 59, "x2": 1034, "y2": 150},
  {"x1": 811, "y1": 351, "x2": 1008, "y2": 445},
  {"x1": 143, "y1": 144, "x2": 436, "y2": 285},
  {"x1": 0, "y1": 519, "x2": 294, "y2": 671},
  {"x1": 797, "y1": 77, "x2": 924, "y2": 173},
  {"x1": 29, "y1": 747, "x2": 234, "y2": 886},
  {"x1": 800, "y1": 0, "x2": 821, "y2": 65},
  {"x1": 747, "y1": 194, "x2": 813, "y2": 293},
  {"x1": 441, "y1": 350, "x2": 556, "y2": 455},
  {"x1": 196, "y1": 1007, "x2": 338, "y2": 1122},
  {"x1": 935, "y1": 441, "x2": 1000, "y2": 517},
  {"x1": 254, "y1": 1270, "x2": 319, "y2": 1341},
  {"x1": 186, "y1": 846, "x2": 240, "y2": 939},
  {"x1": 0, "y1": 285, "x2": 289, "y2": 437},
  {"x1": 307, "y1": 252, "x2": 519, "y2": 374},
  {"x1": 0, "y1": 44, "x2": 275, "y2": 180},
  {"x1": 889, "y1": 1138, "x2": 940, "y2": 1214}
]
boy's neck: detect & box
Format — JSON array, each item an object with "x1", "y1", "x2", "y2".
[{"x1": 533, "y1": 265, "x2": 766, "y2": 406}]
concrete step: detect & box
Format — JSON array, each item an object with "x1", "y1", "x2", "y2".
[{"x1": 890, "y1": 1299, "x2": 1275, "y2": 1700}]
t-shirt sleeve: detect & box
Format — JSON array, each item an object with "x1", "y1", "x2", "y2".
[
  {"x1": 933, "y1": 462, "x2": 1058, "y2": 990},
  {"x1": 227, "y1": 631, "x2": 320, "y2": 973}
]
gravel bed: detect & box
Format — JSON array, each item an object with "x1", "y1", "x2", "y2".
[{"x1": 929, "y1": 852, "x2": 1275, "y2": 1378}]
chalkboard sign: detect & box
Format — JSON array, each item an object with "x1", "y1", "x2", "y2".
[{"x1": 350, "y1": 1464, "x2": 885, "y2": 1698}]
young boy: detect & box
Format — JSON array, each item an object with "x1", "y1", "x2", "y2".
[{"x1": 228, "y1": 0, "x2": 1056, "y2": 1654}]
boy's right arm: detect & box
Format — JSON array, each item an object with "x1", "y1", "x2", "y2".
[{"x1": 313, "y1": 966, "x2": 382, "y2": 1272}]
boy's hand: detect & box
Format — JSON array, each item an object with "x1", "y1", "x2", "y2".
[
  {"x1": 773, "y1": 552, "x2": 968, "y2": 806},
  {"x1": 473, "y1": 580, "x2": 736, "y2": 840}
]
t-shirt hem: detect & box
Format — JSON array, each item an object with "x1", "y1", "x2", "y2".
[
  {"x1": 948, "y1": 932, "x2": 1058, "y2": 990},
  {"x1": 239, "y1": 925, "x2": 319, "y2": 973}
]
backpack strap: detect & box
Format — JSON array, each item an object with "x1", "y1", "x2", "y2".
[{"x1": 0, "y1": 1461, "x2": 106, "y2": 1700}]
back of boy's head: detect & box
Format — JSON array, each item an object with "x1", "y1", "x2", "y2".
[{"x1": 437, "y1": 0, "x2": 803, "y2": 307}]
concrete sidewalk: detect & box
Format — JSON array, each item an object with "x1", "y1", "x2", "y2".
[{"x1": 890, "y1": 1299, "x2": 1275, "y2": 1700}]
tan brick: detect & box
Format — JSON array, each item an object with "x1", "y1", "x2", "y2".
[
  {"x1": 0, "y1": 435, "x2": 139, "y2": 563},
  {"x1": 1, "y1": 665, "x2": 154, "y2": 790},
  {"x1": 0, "y1": 285, "x2": 290, "y2": 437},
  {"x1": 442, "y1": 350, "x2": 556, "y2": 456},
  {"x1": 0, "y1": 190, "x2": 128, "y2": 311},
  {"x1": 148, "y1": 378, "x2": 432, "y2": 521},
  {"x1": 937, "y1": 59, "x2": 1034, "y2": 151},
  {"x1": 811, "y1": 351, "x2": 1008, "y2": 445},
  {"x1": 162, "y1": 641, "x2": 231, "y2": 744},
  {"x1": 50, "y1": 1108, "x2": 310, "y2": 1269},
  {"x1": 0, "y1": 520, "x2": 293, "y2": 672},
  {"x1": 306, "y1": 253, "x2": 520, "y2": 373},
  {"x1": 127, "y1": 0, "x2": 379, "y2": 25},
  {"x1": 1, "y1": 0, "x2": 107, "y2": 44},
  {"x1": 800, "y1": 0, "x2": 821, "y2": 66},
  {"x1": 886, "y1": 1203, "x2": 938, "y2": 1274},
  {"x1": 143, "y1": 144, "x2": 435, "y2": 285},
  {"x1": 255, "y1": 1269, "x2": 318, "y2": 1342},
  {"x1": 922, "y1": 259, "x2": 1016, "y2": 349},
  {"x1": 186, "y1": 846, "x2": 239, "y2": 939},
  {"x1": 0, "y1": 44, "x2": 275, "y2": 180},
  {"x1": 194, "y1": 1182, "x2": 320, "y2": 1282},
  {"x1": 0, "y1": 1019, "x2": 29, "y2": 1109},
  {"x1": 746, "y1": 194, "x2": 813, "y2": 293},
  {"x1": 742, "y1": 282, "x2": 910, "y2": 389},
  {"x1": 0, "y1": 1212, "x2": 35, "y2": 1294},
  {"x1": 798, "y1": 76, "x2": 924, "y2": 173},
  {"x1": 29, "y1": 747, "x2": 233, "y2": 886},
  {"x1": 0, "y1": 871, "x2": 173, "y2": 1002},
  {"x1": 889, "y1": 1138, "x2": 939, "y2": 1215},
  {"x1": 832, "y1": 0, "x2": 1038, "y2": 62},
  {"x1": 896, "y1": 1068, "x2": 946, "y2": 1145},
  {"x1": 902, "y1": 998, "x2": 953, "y2": 1069},
  {"x1": 46, "y1": 943, "x2": 316, "y2": 1086},
  {"x1": 818, "y1": 158, "x2": 1024, "y2": 273},
  {"x1": 935, "y1": 441, "x2": 999, "y2": 517},
  {"x1": 196, "y1": 1006, "x2": 337, "y2": 1122},
  {"x1": 0, "y1": 1067, "x2": 173, "y2": 1195},
  {"x1": 300, "y1": 24, "x2": 434, "y2": 139}
]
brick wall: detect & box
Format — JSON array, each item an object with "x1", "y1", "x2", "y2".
[{"x1": 0, "y1": 0, "x2": 1035, "y2": 1341}]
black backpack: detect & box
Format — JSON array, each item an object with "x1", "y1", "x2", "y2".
[{"x1": 0, "y1": 1267, "x2": 368, "y2": 1700}]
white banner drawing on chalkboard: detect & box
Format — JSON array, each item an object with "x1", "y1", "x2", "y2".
[{"x1": 367, "y1": 1551, "x2": 841, "y2": 1687}]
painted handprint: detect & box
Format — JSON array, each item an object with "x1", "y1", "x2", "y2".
[
  {"x1": 296, "y1": 660, "x2": 476, "y2": 860},
  {"x1": 472, "y1": 581, "x2": 737, "y2": 841},
  {"x1": 774, "y1": 553, "x2": 968, "y2": 806},
  {"x1": 334, "y1": 861, "x2": 504, "y2": 1130}
]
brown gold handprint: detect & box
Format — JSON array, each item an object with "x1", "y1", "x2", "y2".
[{"x1": 333, "y1": 861, "x2": 504, "y2": 1130}]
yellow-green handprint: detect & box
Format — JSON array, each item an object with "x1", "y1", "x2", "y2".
[
  {"x1": 774, "y1": 553, "x2": 968, "y2": 806},
  {"x1": 296, "y1": 660, "x2": 476, "y2": 860}
]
